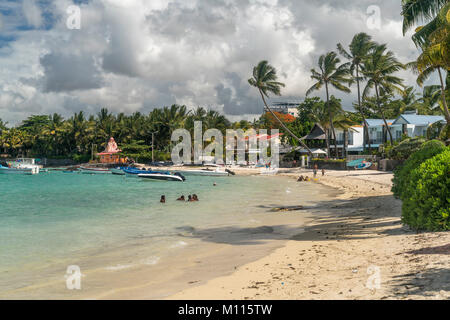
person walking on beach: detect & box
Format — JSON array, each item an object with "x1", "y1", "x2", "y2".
[
  {"x1": 322, "y1": 168, "x2": 325, "y2": 176},
  {"x1": 160, "y1": 195, "x2": 166, "y2": 203},
  {"x1": 313, "y1": 164, "x2": 318, "y2": 178}
]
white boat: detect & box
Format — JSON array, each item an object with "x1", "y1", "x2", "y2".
[
  {"x1": 259, "y1": 167, "x2": 278, "y2": 175},
  {"x1": 110, "y1": 167, "x2": 126, "y2": 175},
  {"x1": 79, "y1": 166, "x2": 111, "y2": 174},
  {"x1": 175, "y1": 168, "x2": 231, "y2": 176},
  {"x1": 0, "y1": 165, "x2": 36, "y2": 175},
  {"x1": 138, "y1": 172, "x2": 185, "y2": 182},
  {"x1": 0, "y1": 158, "x2": 40, "y2": 175}
]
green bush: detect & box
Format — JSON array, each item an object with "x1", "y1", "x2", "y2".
[
  {"x1": 387, "y1": 137, "x2": 427, "y2": 160},
  {"x1": 72, "y1": 154, "x2": 91, "y2": 163},
  {"x1": 401, "y1": 147, "x2": 450, "y2": 231},
  {"x1": 392, "y1": 140, "x2": 446, "y2": 198}
]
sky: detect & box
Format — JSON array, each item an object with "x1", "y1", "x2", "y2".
[{"x1": 0, "y1": 0, "x2": 428, "y2": 125}]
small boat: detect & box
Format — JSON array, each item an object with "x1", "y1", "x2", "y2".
[
  {"x1": 122, "y1": 167, "x2": 165, "y2": 176},
  {"x1": 175, "y1": 168, "x2": 231, "y2": 176},
  {"x1": 0, "y1": 164, "x2": 36, "y2": 175},
  {"x1": 259, "y1": 167, "x2": 278, "y2": 175},
  {"x1": 111, "y1": 167, "x2": 127, "y2": 175},
  {"x1": 0, "y1": 158, "x2": 40, "y2": 175},
  {"x1": 138, "y1": 172, "x2": 186, "y2": 182},
  {"x1": 355, "y1": 162, "x2": 372, "y2": 170},
  {"x1": 79, "y1": 166, "x2": 111, "y2": 174}
]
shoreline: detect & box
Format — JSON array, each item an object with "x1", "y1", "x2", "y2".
[{"x1": 168, "y1": 169, "x2": 450, "y2": 300}]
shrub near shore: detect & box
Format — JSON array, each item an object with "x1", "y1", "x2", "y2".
[
  {"x1": 392, "y1": 140, "x2": 446, "y2": 199},
  {"x1": 401, "y1": 147, "x2": 450, "y2": 231}
]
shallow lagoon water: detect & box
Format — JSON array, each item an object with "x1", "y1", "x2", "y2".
[{"x1": 0, "y1": 172, "x2": 334, "y2": 298}]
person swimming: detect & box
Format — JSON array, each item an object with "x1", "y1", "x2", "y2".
[
  {"x1": 192, "y1": 194, "x2": 199, "y2": 201},
  {"x1": 177, "y1": 195, "x2": 185, "y2": 201},
  {"x1": 187, "y1": 195, "x2": 193, "y2": 202},
  {"x1": 160, "y1": 195, "x2": 166, "y2": 203}
]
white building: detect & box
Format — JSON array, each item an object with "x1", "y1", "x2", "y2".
[
  {"x1": 270, "y1": 102, "x2": 299, "y2": 118},
  {"x1": 335, "y1": 113, "x2": 446, "y2": 153}
]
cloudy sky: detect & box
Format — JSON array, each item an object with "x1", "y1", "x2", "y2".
[{"x1": 0, "y1": 0, "x2": 424, "y2": 125}]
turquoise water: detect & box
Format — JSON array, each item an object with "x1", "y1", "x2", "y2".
[{"x1": 0, "y1": 172, "x2": 330, "y2": 297}]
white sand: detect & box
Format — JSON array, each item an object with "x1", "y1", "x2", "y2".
[{"x1": 169, "y1": 169, "x2": 450, "y2": 300}]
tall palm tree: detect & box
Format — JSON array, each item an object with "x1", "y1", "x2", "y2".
[
  {"x1": 248, "y1": 60, "x2": 312, "y2": 154},
  {"x1": 361, "y1": 44, "x2": 405, "y2": 145},
  {"x1": 337, "y1": 33, "x2": 375, "y2": 152},
  {"x1": 306, "y1": 52, "x2": 352, "y2": 157},
  {"x1": 406, "y1": 12, "x2": 450, "y2": 123}
]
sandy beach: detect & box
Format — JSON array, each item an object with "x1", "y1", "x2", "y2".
[{"x1": 169, "y1": 169, "x2": 450, "y2": 300}]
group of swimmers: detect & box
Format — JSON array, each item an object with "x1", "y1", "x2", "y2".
[{"x1": 160, "y1": 194, "x2": 199, "y2": 203}]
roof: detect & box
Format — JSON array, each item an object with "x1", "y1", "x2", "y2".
[
  {"x1": 392, "y1": 114, "x2": 446, "y2": 126},
  {"x1": 243, "y1": 133, "x2": 283, "y2": 141},
  {"x1": 365, "y1": 119, "x2": 395, "y2": 127},
  {"x1": 302, "y1": 123, "x2": 326, "y2": 140}
]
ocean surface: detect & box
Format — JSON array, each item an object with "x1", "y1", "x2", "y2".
[{"x1": 0, "y1": 171, "x2": 334, "y2": 298}]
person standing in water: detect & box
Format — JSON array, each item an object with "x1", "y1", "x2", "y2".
[
  {"x1": 160, "y1": 195, "x2": 166, "y2": 203},
  {"x1": 192, "y1": 194, "x2": 199, "y2": 201},
  {"x1": 177, "y1": 195, "x2": 185, "y2": 201}
]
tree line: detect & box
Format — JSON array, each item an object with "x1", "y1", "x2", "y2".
[{"x1": 0, "y1": 1, "x2": 448, "y2": 161}]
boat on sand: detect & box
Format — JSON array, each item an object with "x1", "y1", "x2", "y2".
[{"x1": 174, "y1": 168, "x2": 233, "y2": 176}]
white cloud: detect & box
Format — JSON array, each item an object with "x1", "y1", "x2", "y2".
[
  {"x1": 22, "y1": 0, "x2": 43, "y2": 28},
  {"x1": 0, "y1": 0, "x2": 428, "y2": 125}
]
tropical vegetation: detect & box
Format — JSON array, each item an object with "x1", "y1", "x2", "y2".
[{"x1": 401, "y1": 146, "x2": 450, "y2": 231}]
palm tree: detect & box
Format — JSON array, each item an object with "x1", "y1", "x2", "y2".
[
  {"x1": 0, "y1": 119, "x2": 7, "y2": 131},
  {"x1": 306, "y1": 52, "x2": 352, "y2": 157},
  {"x1": 309, "y1": 96, "x2": 345, "y2": 156},
  {"x1": 334, "y1": 112, "x2": 358, "y2": 158},
  {"x1": 418, "y1": 85, "x2": 442, "y2": 114},
  {"x1": 337, "y1": 33, "x2": 375, "y2": 151},
  {"x1": 361, "y1": 44, "x2": 405, "y2": 145},
  {"x1": 401, "y1": 0, "x2": 447, "y2": 46},
  {"x1": 248, "y1": 61, "x2": 312, "y2": 154},
  {"x1": 407, "y1": 28, "x2": 450, "y2": 122}
]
